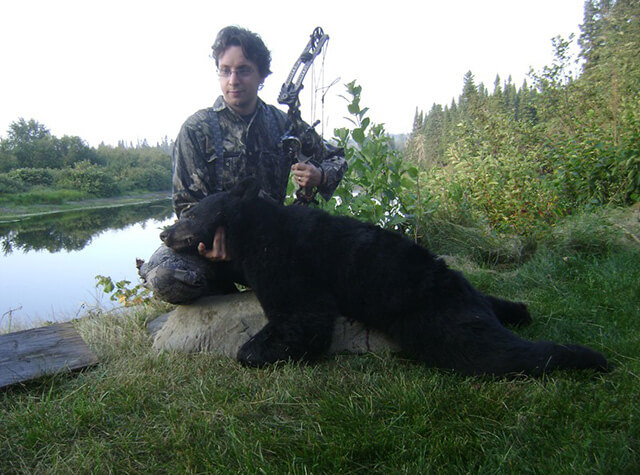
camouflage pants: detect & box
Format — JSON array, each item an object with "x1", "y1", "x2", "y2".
[{"x1": 137, "y1": 244, "x2": 243, "y2": 304}]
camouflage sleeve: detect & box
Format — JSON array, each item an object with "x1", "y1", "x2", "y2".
[
  {"x1": 302, "y1": 129, "x2": 347, "y2": 202},
  {"x1": 172, "y1": 117, "x2": 212, "y2": 217},
  {"x1": 314, "y1": 140, "x2": 347, "y2": 202}
]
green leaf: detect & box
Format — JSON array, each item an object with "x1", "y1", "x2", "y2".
[{"x1": 352, "y1": 128, "x2": 366, "y2": 146}]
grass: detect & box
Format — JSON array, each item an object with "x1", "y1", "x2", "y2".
[
  {"x1": 1, "y1": 207, "x2": 639, "y2": 473},
  {"x1": 1, "y1": 188, "x2": 89, "y2": 206}
]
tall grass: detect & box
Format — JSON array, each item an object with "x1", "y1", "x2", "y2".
[
  {"x1": 1, "y1": 208, "x2": 638, "y2": 473},
  {"x1": 0, "y1": 188, "x2": 88, "y2": 206}
]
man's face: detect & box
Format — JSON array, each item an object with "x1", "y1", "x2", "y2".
[{"x1": 218, "y1": 45, "x2": 264, "y2": 116}]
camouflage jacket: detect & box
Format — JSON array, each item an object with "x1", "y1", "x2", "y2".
[{"x1": 172, "y1": 96, "x2": 347, "y2": 216}]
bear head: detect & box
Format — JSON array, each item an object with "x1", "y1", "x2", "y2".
[{"x1": 160, "y1": 177, "x2": 260, "y2": 253}]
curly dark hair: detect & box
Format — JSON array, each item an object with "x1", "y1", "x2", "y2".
[{"x1": 211, "y1": 26, "x2": 272, "y2": 78}]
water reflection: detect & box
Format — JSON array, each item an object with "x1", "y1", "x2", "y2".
[
  {"x1": 0, "y1": 199, "x2": 174, "y2": 331},
  {"x1": 1, "y1": 201, "x2": 174, "y2": 254}
]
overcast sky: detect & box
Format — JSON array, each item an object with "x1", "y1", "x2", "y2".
[{"x1": 0, "y1": 0, "x2": 586, "y2": 146}]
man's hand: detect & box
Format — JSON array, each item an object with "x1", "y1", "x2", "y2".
[
  {"x1": 291, "y1": 162, "x2": 322, "y2": 188},
  {"x1": 198, "y1": 226, "x2": 230, "y2": 261}
]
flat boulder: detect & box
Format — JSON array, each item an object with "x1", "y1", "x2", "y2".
[{"x1": 149, "y1": 291, "x2": 398, "y2": 358}]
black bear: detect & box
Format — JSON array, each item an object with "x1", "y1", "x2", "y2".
[{"x1": 160, "y1": 178, "x2": 609, "y2": 376}]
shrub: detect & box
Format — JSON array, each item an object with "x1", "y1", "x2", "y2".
[
  {"x1": 0, "y1": 174, "x2": 27, "y2": 194},
  {"x1": 124, "y1": 167, "x2": 172, "y2": 192},
  {"x1": 7, "y1": 168, "x2": 54, "y2": 187},
  {"x1": 54, "y1": 160, "x2": 119, "y2": 197},
  {"x1": 326, "y1": 81, "x2": 422, "y2": 236}
]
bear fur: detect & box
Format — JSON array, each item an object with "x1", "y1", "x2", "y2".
[{"x1": 160, "y1": 178, "x2": 609, "y2": 376}]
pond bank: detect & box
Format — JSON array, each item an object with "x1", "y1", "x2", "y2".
[{"x1": 0, "y1": 191, "x2": 171, "y2": 223}]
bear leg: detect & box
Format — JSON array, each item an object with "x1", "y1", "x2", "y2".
[
  {"x1": 517, "y1": 341, "x2": 610, "y2": 376},
  {"x1": 484, "y1": 295, "x2": 532, "y2": 327},
  {"x1": 390, "y1": 310, "x2": 608, "y2": 376},
  {"x1": 237, "y1": 313, "x2": 336, "y2": 367}
]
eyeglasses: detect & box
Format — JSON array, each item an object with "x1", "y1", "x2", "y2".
[{"x1": 217, "y1": 66, "x2": 255, "y2": 79}]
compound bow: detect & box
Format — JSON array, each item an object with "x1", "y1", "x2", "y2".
[{"x1": 278, "y1": 26, "x2": 330, "y2": 204}]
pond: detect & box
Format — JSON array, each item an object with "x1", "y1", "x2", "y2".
[{"x1": 0, "y1": 200, "x2": 174, "y2": 332}]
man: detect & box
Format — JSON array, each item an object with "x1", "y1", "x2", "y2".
[{"x1": 138, "y1": 26, "x2": 347, "y2": 304}]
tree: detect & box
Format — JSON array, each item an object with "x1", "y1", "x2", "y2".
[
  {"x1": 460, "y1": 71, "x2": 480, "y2": 116},
  {"x1": 579, "y1": 0, "x2": 615, "y2": 68},
  {"x1": 5, "y1": 118, "x2": 50, "y2": 143},
  {"x1": 56, "y1": 135, "x2": 97, "y2": 168},
  {"x1": 3, "y1": 118, "x2": 62, "y2": 168}
]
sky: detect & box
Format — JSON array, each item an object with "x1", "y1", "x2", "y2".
[{"x1": 0, "y1": 0, "x2": 586, "y2": 147}]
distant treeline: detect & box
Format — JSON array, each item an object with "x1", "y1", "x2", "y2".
[
  {"x1": 405, "y1": 0, "x2": 639, "y2": 234},
  {"x1": 0, "y1": 121, "x2": 173, "y2": 204}
]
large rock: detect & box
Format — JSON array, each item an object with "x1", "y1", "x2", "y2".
[{"x1": 149, "y1": 291, "x2": 398, "y2": 358}]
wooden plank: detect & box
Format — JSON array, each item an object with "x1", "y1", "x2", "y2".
[{"x1": 0, "y1": 322, "x2": 98, "y2": 388}]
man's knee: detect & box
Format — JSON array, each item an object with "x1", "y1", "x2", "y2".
[{"x1": 137, "y1": 245, "x2": 218, "y2": 304}]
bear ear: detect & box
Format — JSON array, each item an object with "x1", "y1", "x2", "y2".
[{"x1": 230, "y1": 176, "x2": 260, "y2": 201}]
